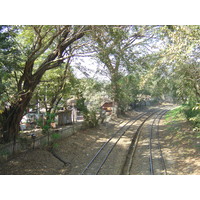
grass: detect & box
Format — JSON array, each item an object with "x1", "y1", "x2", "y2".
[
  {"x1": 51, "y1": 133, "x2": 61, "y2": 140},
  {"x1": 165, "y1": 106, "x2": 185, "y2": 124},
  {"x1": 164, "y1": 105, "x2": 200, "y2": 142}
]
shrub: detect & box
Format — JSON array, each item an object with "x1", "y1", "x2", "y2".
[
  {"x1": 36, "y1": 113, "x2": 56, "y2": 134},
  {"x1": 51, "y1": 133, "x2": 61, "y2": 140},
  {"x1": 83, "y1": 109, "x2": 99, "y2": 128},
  {"x1": 182, "y1": 103, "x2": 200, "y2": 128}
]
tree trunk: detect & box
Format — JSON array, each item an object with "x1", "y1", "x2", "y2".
[
  {"x1": 2, "y1": 90, "x2": 33, "y2": 143},
  {"x1": 111, "y1": 72, "x2": 121, "y2": 117},
  {"x1": 2, "y1": 107, "x2": 22, "y2": 143}
]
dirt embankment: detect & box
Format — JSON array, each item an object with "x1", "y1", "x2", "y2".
[{"x1": 159, "y1": 118, "x2": 200, "y2": 175}]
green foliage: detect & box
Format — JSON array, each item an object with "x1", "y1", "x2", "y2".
[
  {"x1": 39, "y1": 112, "x2": 56, "y2": 134},
  {"x1": 32, "y1": 64, "x2": 75, "y2": 114},
  {"x1": 36, "y1": 118, "x2": 43, "y2": 128},
  {"x1": 42, "y1": 124, "x2": 50, "y2": 133},
  {"x1": 89, "y1": 26, "x2": 158, "y2": 114},
  {"x1": 46, "y1": 112, "x2": 56, "y2": 123},
  {"x1": 83, "y1": 109, "x2": 99, "y2": 128},
  {"x1": 73, "y1": 79, "x2": 103, "y2": 128},
  {"x1": 117, "y1": 74, "x2": 140, "y2": 112},
  {"x1": 76, "y1": 96, "x2": 88, "y2": 113},
  {"x1": 1, "y1": 25, "x2": 200, "y2": 143},
  {"x1": 76, "y1": 95, "x2": 99, "y2": 128},
  {"x1": 50, "y1": 133, "x2": 61, "y2": 150},
  {"x1": 166, "y1": 104, "x2": 200, "y2": 128},
  {"x1": 182, "y1": 103, "x2": 200, "y2": 128},
  {"x1": 0, "y1": 26, "x2": 21, "y2": 109},
  {"x1": 51, "y1": 133, "x2": 61, "y2": 140},
  {"x1": 165, "y1": 106, "x2": 184, "y2": 123}
]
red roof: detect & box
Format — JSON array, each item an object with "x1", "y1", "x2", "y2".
[{"x1": 102, "y1": 102, "x2": 113, "y2": 108}]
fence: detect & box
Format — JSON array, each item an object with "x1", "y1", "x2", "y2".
[{"x1": 0, "y1": 123, "x2": 82, "y2": 163}]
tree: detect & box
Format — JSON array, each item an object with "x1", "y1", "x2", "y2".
[
  {"x1": 0, "y1": 25, "x2": 88, "y2": 143},
  {"x1": 157, "y1": 25, "x2": 200, "y2": 103},
  {"x1": 89, "y1": 25, "x2": 157, "y2": 115},
  {"x1": 133, "y1": 25, "x2": 200, "y2": 104},
  {"x1": 0, "y1": 26, "x2": 20, "y2": 110},
  {"x1": 33, "y1": 57, "x2": 74, "y2": 114}
]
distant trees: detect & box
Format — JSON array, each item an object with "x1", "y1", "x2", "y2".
[
  {"x1": 73, "y1": 78, "x2": 109, "y2": 127},
  {"x1": 138, "y1": 25, "x2": 200, "y2": 104},
  {"x1": 160, "y1": 25, "x2": 200, "y2": 103},
  {"x1": 89, "y1": 25, "x2": 157, "y2": 115}
]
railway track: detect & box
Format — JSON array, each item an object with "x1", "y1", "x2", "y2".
[
  {"x1": 149, "y1": 109, "x2": 168, "y2": 175},
  {"x1": 81, "y1": 109, "x2": 160, "y2": 175},
  {"x1": 122, "y1": 109, "x2": 170, "y2": 175}
]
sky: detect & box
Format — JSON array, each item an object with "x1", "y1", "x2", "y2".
[{"x1": 72, "y1": 56, "x2": 111, "y2": 81}]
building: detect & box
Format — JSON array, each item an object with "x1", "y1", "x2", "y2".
[{"x1": 101, "y1": 102, "x2": 113, "y2": 113}]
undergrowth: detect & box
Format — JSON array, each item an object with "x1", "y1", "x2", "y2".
[
  {"x1": 165, "y1": 104, "x2": 200, "y2": 140},
  {"x1": 165, "y1": 104, "x2": 200, "y2": 128},
  {"x1": 182, "y1": 103, "x2": 200, "y2": 128},
  {"x1": 165, "y1": 106, "x2": 185, "y2": 123}
]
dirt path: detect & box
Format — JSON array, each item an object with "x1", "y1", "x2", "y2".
[{"x1": 159, "y1": 118, "x2": 200, "y2": 175}]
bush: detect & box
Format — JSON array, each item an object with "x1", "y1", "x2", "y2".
[
  {"x1": 165, "y1": 106, "x2": 183, "y2": 122},
  {"x1": 50, "y1": 133, "x2": 61, "y2": 150},
  {"x1": 51, "y1": 133, "x2": 61, "y2": 140},
  {"x1": 36, "y1": 113, "x2": 56, "y2": 134},
  {"x1": 76, "y1": 97, "x2": 99, "y2": 128},
  {"x1": 83, "y1": 110, "x2": 99, "y2": 128},
  {"x1": 182, "y1": 103, "x2": 200, "y2": 128}
]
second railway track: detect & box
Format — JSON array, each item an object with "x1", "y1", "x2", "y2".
[
  {"x1": 149, "y1": 109, "x2": 168, "y2": 175},
  {"x1": 124, "y1": 108, "x2": 171, "y2": 175}
]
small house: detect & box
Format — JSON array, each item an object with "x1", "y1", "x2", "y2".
[
  {"x1": 56, "y1": 110, "x2": 72, "y2": 126},
  {"x1": 101, "y1": 102, "x2": 113, "y2": 113}
]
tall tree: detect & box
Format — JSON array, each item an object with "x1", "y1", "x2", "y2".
[
  {"x1": 0, "y1": 25, "x2": 88, "y2": 143},
  {"x1": 33, "y1": 57, "x2": 74, "y2": 115},
  {"x1": 0, "y1": 25, "x2": 20, "y2": 109},
  {"x1": 90, "y1": 25, "x2": 156, "y2": 115},
  {"x1": 157, "y1": 25, "x2": 200, "y2": 103}
]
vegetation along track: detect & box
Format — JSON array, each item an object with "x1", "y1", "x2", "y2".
[{"x1": 81, "y1": 109, "x2": 159, "y2": 175}]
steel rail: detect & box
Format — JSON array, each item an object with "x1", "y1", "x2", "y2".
[
  {"x1": 80, "y1": 119, "x2": 132, "y2": 175},
  {"x1": 121, "y1": 109, "x2": 161, "y2": 175},
  {"x1": 80, "y1": 118, "x2": 132, "y2": 175},
  {"x1": 81, "y1": 112, "x2": 147, "y2": 175},
  {"x1": 95, "y1": 110, "x2": 162, "y2": 174},
  {"x1": 149, "y1": 111, "x2": 165, "y2": 174},
  {"x1": 156, "y1": 110, "x2": 169, "y2": 175},
  {"x1": 95, "y1": 113, "x2": 149, "y2": 175},
  {"x1": 81, "y1": 109, "x2": 155, "y2": 175},
  {"x1": 149, "y1": 110, "x2": 168, "y2": 175}
]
